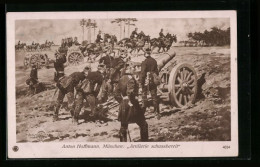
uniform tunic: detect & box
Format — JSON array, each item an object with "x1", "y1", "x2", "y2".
[
  {"x1": 130, "y1": 31, "x2": 138, "y2": 39},
  {"x1": 110, "y1": 57, "x2": 125, "y2": 83},
  {"x1": 54, "y1": 55, "x2": 67, "y2": 81},
  {"x1": 140, "y1": 56, "x2": 160, "y2": 114},
  {"x1": 55, "y1": 72, "x2": 86, "y2": 117},
  {"x1": 96, "y1": 34, "x2": 103, "y2": 43},
  {"x1": 114, "y1": 74, "x2": 148, "y2": 142},
  {"x1": 74, "y1": 71, "x2": 104, "y2": 120}
]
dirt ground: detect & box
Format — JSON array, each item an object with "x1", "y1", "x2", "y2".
[{"x1": 15, "y1": 46, "x2": 231, "y2": 142}]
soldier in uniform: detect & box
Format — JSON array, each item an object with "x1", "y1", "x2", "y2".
[
  {"x1": 54, "y1": 50, "x2": 67, "y2": 82},
  {"x1": 114, "y1": 63, "x2": 148, "y2": 142},
  {"x1": 140, "y1": 48, "x2": 161, "y2": 119},
  {"x1": 159, "y1": 28, "x2": 165, "y2": 45},
  {"x1": 32, "y1": 41, "x2": 35, "y2": 45},
  {"x1": 18, "y1": 40, "x2": 21, "y2": 45},
  {"x1": 96, "y1": 30, "x2": 103, "y2": 43},
  {"x1": 26, "y1": 64, "x2": 38, "y2": 95},
  {"x1": 53, "y1": 67, "x2": 89, "y2": 121},
  {"x1": 108, "y1": 50, "x2": 127, "y2": 93},
  {"x1": 73, "y1": 65, "x2": 104, "y2": 124},
  {"x1": 130, "y1": 28, "x2": 138, "y2": 40}
]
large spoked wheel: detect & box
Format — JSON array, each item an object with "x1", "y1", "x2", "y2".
[
  {"x1": 68, "y1": 52, "x2": 84, "y2": 65},
  {"x1": 168, "y1": 63, "x2": 198, "y2": 108},
  {"x1": 30, "y1": 54, "x2": 49, "y2": 69}
]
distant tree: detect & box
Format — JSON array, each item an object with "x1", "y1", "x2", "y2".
[{"x1": 186, "y1": 27, "x2": 230, "y2": 46}]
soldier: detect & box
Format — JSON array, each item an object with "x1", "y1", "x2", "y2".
[
  {"x1": 99, "y1": 47, "x2": 114, "y2": 70},
  {"x1": 96, "y1": 30, "x2": 103, "y2": 43},
  {"x1": 108, "y1": 50, "x2": 127, "y2": 93},
  {"x1": 45, "y1": 40, "x2": 48, "y2": 45},
  {"x1": 32, "y1": 41, "x2": 35, "y2": 45},
  {"x1": 53, "y1": 67, "x2": 89, "y2": 121},
  {"x1": 54, "y1": 50, "x2": 67, "y2": 82},
  {"x1": 18, "y1": 40, "x2": 21, "y2": 45},
  {"x1": 140, "y1": 48, "x2": 161, "y2": 119},
  {"x1": 73, "y1": 65, "x2": 104, "y2": 124},
  {"x1": 130, "y1": 28, "x2": 138, "y2": 40},
  {"x1": 159, "y1": 28, "x2": 165, "y2": 44},
  {"x1": 114, "y1": 63, "x2": 148, "y2": 142},
  {"x1": 74, "y1": 37, "x2": 80, "y2": 45},
  {"x1": 26, "y1": 64, "x2": 38, "y2": 95}
]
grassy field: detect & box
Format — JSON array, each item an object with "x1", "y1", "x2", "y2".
[{"x1": 15, "y1": 46, "x2": 231, "y2": 142}]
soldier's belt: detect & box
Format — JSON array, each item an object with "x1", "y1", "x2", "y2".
[{"x1": 57, "y1": 71, "x2": 64, "y2": 74}]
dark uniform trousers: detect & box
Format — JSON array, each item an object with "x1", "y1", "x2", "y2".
[
  {"x1": 54, "y1": 72, "x2": 86, "y2": 120},
  {"x1": 54, "y1": 85, "x2": 74, "y2": 118},
  {"x1": 114, "y1": 74, "x2": 148, "y2": 142},
  {"x1": 140, "y1": 56, "x2": 160, "y2": 114},
  {"x1": 74, "y1": 90, "x2": 96, "y2": 121},
  {"x1": 27, "y1": 67, "x2": 38, "y2": 95},
  {"x1": 73, "y1": 71, "x2": 103, "y2": 122}
]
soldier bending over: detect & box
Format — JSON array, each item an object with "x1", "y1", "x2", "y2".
[
  {"x1": 73, "y1": 65, "x2": 104, "y2": 124},
  {"x1": 53, "y1": 67, "x2": 89, "y2": 121}
]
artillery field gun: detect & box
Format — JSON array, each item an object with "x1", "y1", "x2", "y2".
[{"x1": 98, "y1": 52, "x2": 198, "y2": 120}]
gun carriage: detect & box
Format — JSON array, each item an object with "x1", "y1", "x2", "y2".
[{"x1": 129, "y1": 52, "x2": 198, "y2": 108}]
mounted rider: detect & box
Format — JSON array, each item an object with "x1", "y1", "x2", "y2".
[
  {"x1": 130, "y1": 28, "x2": 138, "y2": 40},
  {"x1": 18, "y1": 40, "x2": 21, "y2": 45},
  {"x1": 159, "y1": 28, "x2": 165, "y2": 44},
  {"x1": 96, "y1": 30, "x2": 103, "y2": 43}
]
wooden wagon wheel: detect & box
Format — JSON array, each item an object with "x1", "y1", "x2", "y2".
[
  {"x1": 168, "y1": 63, "x2": 198, "y2": 108},
  {"x1": 68, "y1": 52, "x2": 84, "y2": 65},
  {"x1": 29, "y1": 54, "x2": 49, "y2": 69}
]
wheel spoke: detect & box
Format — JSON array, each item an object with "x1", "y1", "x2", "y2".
[
  {"x1": 175, "y1": 84, "x2": 181, "y2": 88},
  {"x1": 185, "y1": 72, "x2": 192, "y2": 81},
  {"x1": 187, "y1": 87, "x2": 194, "y2": 94},
  {"x1": 178, "y1": 94, "x2": 183, "y2": 104},
  {"x1": 176, "y1": 87, "x2": 182, "y2": 96},
  {"x1": 187, "y1": 78, "x2": 194, "y2": 84},
  {"x1": 180, "y1": 70, "x2": 184, "y2": 80},
  {"x1": 184, "y1": 95, "x2": 187, "y2": 105},
  {"x1": 177, "y1": 76, "x2": 182, "y2": 83}
]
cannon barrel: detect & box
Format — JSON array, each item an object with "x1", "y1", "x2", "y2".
[{"x1": 157, "y1": 52, "x2": 176, "y2": 71}]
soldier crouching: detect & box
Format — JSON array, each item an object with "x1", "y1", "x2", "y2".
[
  {"x1": 53, "y1": 66, "x2": 89, "y2": 122},
  {"x1": 73, "y1": 65, "x2": 104, "y2": 124},
  {"x1": 114, "y1": 63, "x2": 148, "y2": 142}
]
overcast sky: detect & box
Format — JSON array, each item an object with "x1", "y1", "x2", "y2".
[{"x1": 15, "y1": 18, "x2": 230, "y2": 44}]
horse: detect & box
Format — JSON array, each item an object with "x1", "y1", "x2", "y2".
[
  {"x1": 26, "y1": 43, "x2": 40, "y2": 52},
  {"x1": 39, "y1": 41, "x2": 54, "y2": 50},
  {"x1": 151, "y1": 33, "x2": 177, "y2": 53},
  {"x1": 15, "y1": 43, "x2": 26, "y2": 50},
  {"x1": 124, "y1": 32, "x2": 150, "y2": 55},
  {"x1": 104, "y1": 34, "x2": 117, "y2": 49}
]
